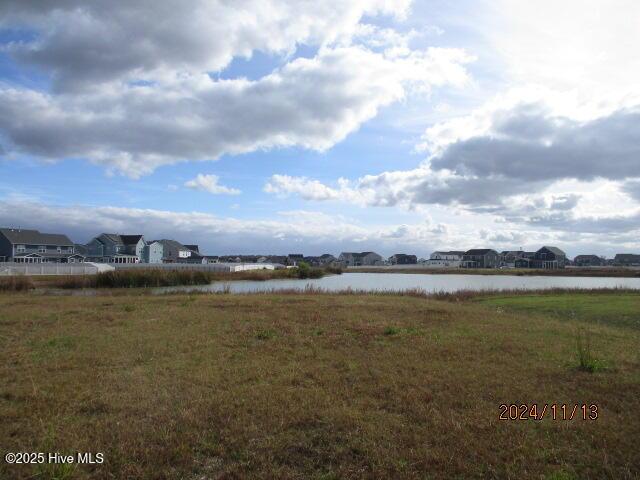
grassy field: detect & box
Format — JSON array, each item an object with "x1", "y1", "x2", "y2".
[
  {"x1": 1, "y1": 290, "x2": 639, "y2": 479},
  {"x1": 352, "y1": 266, "x2": 640, "y2": 277}
]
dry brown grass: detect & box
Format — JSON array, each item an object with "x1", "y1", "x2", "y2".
[{"x1": 1, "y1": 291, "x2": 639, "y2": 479}]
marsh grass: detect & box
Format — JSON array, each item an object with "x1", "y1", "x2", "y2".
[
  {"x1": 35, "y1": 265, "x2": 339, "y2": 290},
  {"x1": 0, "y1": 275, "x2": 35, "y2": 291}
]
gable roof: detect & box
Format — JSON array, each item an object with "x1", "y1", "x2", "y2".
[
  {"x1": 156, "y1": 239, "x2": 189, "y2": 250},
  {"x1": 0, "y1": 228, "x2": 73, "y2": 246},
  {"x1": 120, "y1": 235, "x2": 144, "y2": 245},
  {"x1": 184, "y1": 244, "x2": 199, "y2": 252},
  {"x1": 539, "y1": 246, "x2": 566, "y2": 256},
  {"x1": 464, "y1": 249, "x2": 496, "y2": 255}
]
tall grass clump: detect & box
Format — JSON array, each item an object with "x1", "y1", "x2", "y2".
[
  {"x1": 0, "y1": 276, "x2": 35, "y2": 291},
  {"x1": 95, "y1": 269, "x2": 213, "y2": 288},
  {"x1": 575, "y1": 328, "x2": 606, "y2": 372}
]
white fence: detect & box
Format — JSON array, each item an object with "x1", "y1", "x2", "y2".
[
  {"x1": 0, "y1": 262, "x2": 112, "y2": 276},
  {"x1": 113, "y1": 262, "x2": 282, "y2": 272}
]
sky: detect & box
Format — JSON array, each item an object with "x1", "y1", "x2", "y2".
[{"x1": 0, "y1": 0, "x2": 639, "y2": 258}]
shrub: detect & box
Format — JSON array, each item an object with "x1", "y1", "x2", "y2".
[{"x1": 296, "y1": 261, "x2": 311, "y2": 279}]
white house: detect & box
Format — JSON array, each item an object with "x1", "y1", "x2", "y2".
[{"x1": 425, "y1": 251, "x2": 464, "y2": 268}]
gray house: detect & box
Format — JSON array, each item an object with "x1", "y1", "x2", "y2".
[
  {"x1": 338, "y1": 251, "x2": 383, "y2": 267},
  {"x1": 303, "y1": 254, "x2": 338, "y2": 267},
  {"x1": 613, "y1": 253, "x2": 640, "y2": 266},
  {"x1": 86, "y1": 233, "x2": 145, "y2": 263},
  {"x1": 574, "y1": 255, "x2": 604, "y2": 267},
  {"x1": 145, "y1": 239, "x2": 202, "y2": 263},
  {"x1": 533, "y1": 246, "x2": 567, "y2": 269},
  {"x1": 462, "y1": 249, "x2": 499, "y2": 268},
  {"x1": 0, "y1": 228, "x2": 84, "y2": 263},
  {"x1": 389, "y1": 254, "x2": 417, "y2": 265}
]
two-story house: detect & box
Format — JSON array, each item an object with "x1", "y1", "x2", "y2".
[
  {"x1": 85, "y1": 233, "x2": 145, "y2": 263},
  {"x1": 462, "y1": 249, "x2": 499, "y2": 268},
  {"x1": 145, "y1": 240, "x2": 202, "y2": 263},
  {"x1": 388, "y1": 254, "x2": 417, "y2": 265},
  {"x1": 0, "y1": 228, "x2": 84, "y2": 263},
  {"x1": 426, "y1": 251, "x2": 464, "y2": 268},
  {"x1": 532, "y1": 246, "x2": 567, "y2": 269},
  {"x1": 338, "y1": 251, "x2": 383, "y2": 267},
  {"x1": 574, "y1": 255, "x2": 605, "y2": 267}
]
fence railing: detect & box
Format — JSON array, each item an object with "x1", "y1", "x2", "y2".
[{"x1": 0, "y1": 262, "x2": 103, "y2": 276}]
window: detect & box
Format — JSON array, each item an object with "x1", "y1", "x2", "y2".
[
  {"x1": 16, "y1": 245, "x2": 26, "y2": 253},
  {"x1": 57, "y1": 246, "x2": 62, "y2": 253},
  {"x1": 39, "y1": 246, "x2": 46, "y2": 253}
]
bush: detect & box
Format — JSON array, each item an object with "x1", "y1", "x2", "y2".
[{"x1": 296, "y1": 261, "x2": 312, "y2": 279}]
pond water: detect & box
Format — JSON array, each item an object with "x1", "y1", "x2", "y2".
[{"x1": 155, "y1": 272, "x2": 640, "y2": 294}]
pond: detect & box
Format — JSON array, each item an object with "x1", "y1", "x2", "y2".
[{"x1": 155, "y1": 272, "x2": 640, "y2": 294}]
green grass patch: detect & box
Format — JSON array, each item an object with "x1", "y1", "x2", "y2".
[{"x1": 479, "y1": 292, "x2": 640, "y2": 329}]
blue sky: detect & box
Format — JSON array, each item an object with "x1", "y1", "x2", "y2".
[{"x1": 1, "y1": 0, "x2": 639, "y2": 257}]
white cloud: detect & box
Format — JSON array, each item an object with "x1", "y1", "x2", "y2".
[
  {"x1": 0, "y1": 45, "x2": 472, "y2": 177},
  {"x1": 184, "y1": 174, "x2": 240, "y2": 195},
  {"x1": 1, "y1": 0, "x2": 412, "y2": 91}
]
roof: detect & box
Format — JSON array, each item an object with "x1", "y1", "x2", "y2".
[
  {"x1": 120, "y1": 235, "x2": 143, "y2": 245},
  {"x1": 0, "y1": 228, "x2": 74, "y2": 246},
  {"x1": 14, "y1": 252, "x2": 84, "y2": 259},
  {"x1": 184, "y1": 244, "x2": 199, "y2": 252},
  {"x1": 98, "y1": 233, "x2": 143, "y2": 246},
  {"x1": 574, "y1": 254, "x2": 600, "y2": 260},
  {"x1": 464, "y1": 249, "x2": 497, "y2": 255},
  {"x1": 614, "y1": 253, "x2": 640, "y2": 260},
  {"x1": 539, "y1": 246, "x2": 566, "y2": 256},
  {"x1": 156, "y1": 239, "x2": 189, "y2": 250}
]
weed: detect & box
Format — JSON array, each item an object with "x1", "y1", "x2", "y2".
[
  {"x1": 576, "y1": 329, "x2": 607, "y2": 372},
  {"x1": 255, "y1": 329, "x2": 277, "y2": 340}
]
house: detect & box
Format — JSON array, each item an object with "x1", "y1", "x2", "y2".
[
  {"x1": 303, "y1": 254, "x2": 337, "y2": 267},
  {"x1": 86, "y1": 233, "x2": 145, "y2": 263},
  {"x1": 0, "y1": 228, "x2": 85, "y2": 263},
  {"x1": 388, "y1": 254, "x2": 417, "y2": 265},
  {"x1": 184, "y1": 245, "x2": 199, "y2": 253},
  {"x1": 613, "y1": 253, "x2": 640, "y2": 266},
  {"x1": 426, "y1": 250, "x2": 464, "y2": 268},
  {"x1": 533, "y1": 246, "x2": 567, "y2": 269},
  {"x1": 287, "y1": 254, "x2": 305, "y2": 266},
  {"x1": 514, "y1": 252, "x2": 536, "y2": 268},
  {"x1": 462, "y1": 249, "x2": 499, "y2": 268},
  {"x1": 574, "y1": 255, "x2": 605, "y2": 267},
  {"x1": 201, "y1": 255, "x2": 219, "y2": 264},
  {"x1": 145, "y1": 239, "x2": 201, "y2": 263},
  {"x1": 499, "y1": 250, "x2": 525, "y2": 268},
  {"x1": 264, "y1": 255, "x2": 288, "y2": 265},
  {"x1": 338, "y1": 251, "x2": 383, "y2": 267}
]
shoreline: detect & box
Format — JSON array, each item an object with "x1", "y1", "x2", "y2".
[{"x1": 347, "y1": 266, "x2": 640, "y2": 277}]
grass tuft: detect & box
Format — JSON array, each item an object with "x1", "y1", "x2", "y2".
[{"x1": 575, "y1": 329, "x2": 607, "y2": 372}]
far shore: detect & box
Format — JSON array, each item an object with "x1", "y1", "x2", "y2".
[{"x1": 348, "y1": 266, "x2": 640, "y2": 277}]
